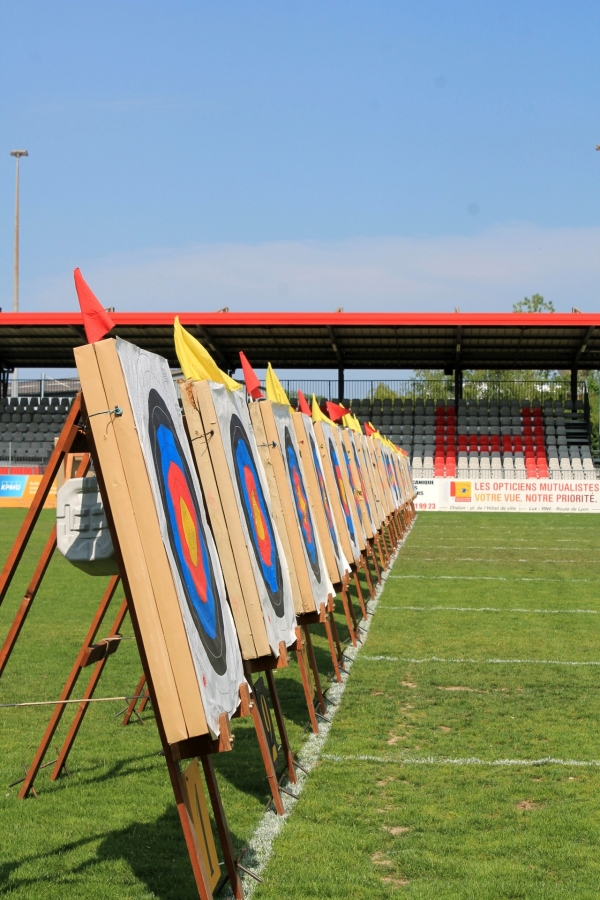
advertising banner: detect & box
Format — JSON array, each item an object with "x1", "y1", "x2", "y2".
[
  {"x1": 413, "y1": 478, "x2": 600, "y2": 513},
  {"x1": 0, "y1": 474, "x2": 56, "y2": 508}
]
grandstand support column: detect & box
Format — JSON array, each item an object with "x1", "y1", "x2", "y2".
[
  {"x1": 571, "y1": 369, "x2": 578, "y2": 405},
  {"x1": 338, "y1": 367, "x2": 344, "y2": 402},
  {"x1": 454, "y1": 367, "x2": 463, "y2": 406}
]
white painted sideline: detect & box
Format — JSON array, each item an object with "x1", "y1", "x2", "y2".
[
  {"x1": 390, "y1": 575, "x2": 600, "y2": 583},
  {"x1": 361, "y1": 655, "x2": 600, "y2": 666},
  {"x1": 379, "y1": 606, "x2": 598, "y2": 614},
  {"x1": 322, "y1": 754, "x2": 600, "y2": 768},
  {"x1": 224, "y1": 526, "x2": 412, "y2": 897}
]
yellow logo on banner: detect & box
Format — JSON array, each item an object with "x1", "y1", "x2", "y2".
[{"x1": 454, "y1": 481, "x2": 471, "y2": 502}]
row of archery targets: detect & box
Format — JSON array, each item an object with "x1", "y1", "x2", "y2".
[{"x1": 1, "y1": 290, "x2": 415, "y2": 900}]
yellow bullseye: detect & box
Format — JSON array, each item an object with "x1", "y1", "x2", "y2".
[
  {"x1": 180, "y1": 497, "x2": 198, "y2": 567},
  {"x1": 251, "y1": 492, "x2": 265, "y2": 541}
]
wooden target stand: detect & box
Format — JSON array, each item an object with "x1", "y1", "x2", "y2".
[{"x1": 0, "y1": 395, "x2": 261, "y2": 900}]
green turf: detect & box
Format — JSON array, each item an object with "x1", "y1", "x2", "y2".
[
  {"x1": 0, "y1": 508, "x2": 362, "y2": 898},
  {"x1": 252, "y1": 513, "x2": 600, "y2": 899},
  {"x1": 4, "y1": 511, "x2": 600, "y2": 898}
]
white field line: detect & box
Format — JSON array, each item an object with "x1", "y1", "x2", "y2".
[
  {"x1": 407, "y1": 546, "x2": 590, "y2": 551},
  {"x1": 390, "y1": 575, "x2": 600, "y2": 582},
  {"x1": 379, "y1": 606, "x2": 599, "y2": 614},
  {"x1": 322, "y1": 754, "x2": 600, "y2": 768},
  {"x1": 224, "y1": 523, "x2": 413, "y2": 897},
  {"x1": 361, "y1": 655, "x2": 600, "y2": 666},
  {"x1": 399, "y1": 557, "x2": 581, "y2": 563}
]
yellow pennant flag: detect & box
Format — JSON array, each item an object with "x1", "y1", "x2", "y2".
[
  {"x1": 174, "y1": 317, "x2": 242, "y2": 390},
  {"x1": 311, "y1": 394, "x2": 336, "y2": 425},
  {"x1": 265, "y1": 363, "x2": 291, "y2": 407},
  {"x1": 342, "y1": 413, "x2": 362, "y2": 433}
]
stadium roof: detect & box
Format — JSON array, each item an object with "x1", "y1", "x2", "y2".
[{"x1": 1, "y1": 311, "x2": 600, "y2": 372}]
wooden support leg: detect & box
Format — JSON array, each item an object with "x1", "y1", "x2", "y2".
[
  {"x1": 320, "y1": 604, "x2": 342, "y2": 684},
  {"x1": 50, "y1": 597, "x2": 129, "y2": 782},
  {"x1": 294, "y1": 628, "x2": 319, "y2": 734},
  {"x1": 369, "y1": 539, "x2": 381, "y2": 583},
  {"x1": 265, "y1": 669, "x2": 296, "y2": 784},
  {"x1": 245, "y1": 671, "x2": 285, "y2": 816},
  {"x1": 301, "y1": 624, "x2": 327, "y2": 715},
  {"x1": 18, "y1": 575, "x2": 120, "y2": 799},
  {"x1": 122, "y1": 674, "x2": 148, "y2": 725},
  {"x1": 339, "y1": 583, "x2": 358, "y2": 647},
  {"x1": 361, "y1": 551, "x2": 375, "y2": 600},
  {"x1": 375, "y1": 533, "x2": 386, "y2": 572},
  {"x1": 201, "y1": 755, "x2": 244, "y2": 900},
  {"x1": 352, "y1": 568, "x2": 368, "y2": 619},
  {"x1": 0, "y1": 454, "x2": 91, "y2": 678}
]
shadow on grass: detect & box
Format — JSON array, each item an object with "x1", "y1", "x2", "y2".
[{"x1": 0, "y1": 806, "x2": 246, "y2": 899}]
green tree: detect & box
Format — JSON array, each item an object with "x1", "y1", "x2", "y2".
[{"x1": 512, "y1": 293, "x2": 555, "y2": 313}]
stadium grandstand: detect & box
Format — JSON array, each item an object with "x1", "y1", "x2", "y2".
[{"x1": 0, "y1": 309, "x2": 597, "y2": 479}]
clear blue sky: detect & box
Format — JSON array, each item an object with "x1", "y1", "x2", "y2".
[{"x1": 1, "y1": 1, "x2": 600, "y2": 376}]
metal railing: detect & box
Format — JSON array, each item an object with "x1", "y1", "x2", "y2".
[
  {"x1": 7, "y1": 377, "x2": 81, "y2": 399},
  {"x1": 276, "y1": 378, "x2": 589, "y2": 404}
]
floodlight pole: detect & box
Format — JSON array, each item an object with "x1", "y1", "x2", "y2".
[{"x1": 10, "y1": 150, "x2": 28, "y2": 398}]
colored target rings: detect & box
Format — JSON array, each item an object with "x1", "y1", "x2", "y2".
[
  {"x1": 147, "y1": 389, "x2": 227, "y2": 676},
  {"x1": 353, "y1": 443, "x2": 373, "y2": 525},
  {"x1": 309, "y1": 431, "x2": 339, "y2": 556},
  {"x1": 230, "y1": 414, "x2": 285, "y2": 618},
  {"x1": 284, "y1": 427, "x2": 321, "y2": 582},
  {"x1": 329, "y1": 438, "x2": 356, "y2": 543},
  {"x1": 343, "y1": 444, "x2": 364, "y2": 528}
]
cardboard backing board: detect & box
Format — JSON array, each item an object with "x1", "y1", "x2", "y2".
[
  {"x1": 250, "y1": 401, "x2": 328, "y2": 615},
  {"x1": 115, "y1": 339, "x2": 245, "y2": 736},
  {"x1": 270, "y1": 402, "x2": 332, "y2": 606},
  {"x1": 248, "y1": 401, "x2": 304, "y2": 615},
  {"x1": 313, "y1": 420, "x2": 360, "y2": 565},
  {"x1": 187, "y1": 380, "x2": 297, "y2": 657},
  {"x1": 340, "y1": 429, "x2": 374, "y2": 540},
  {"x1": 181, "y1": 758, "x2": 222, "y2": 892},
  {"x1": 366, "y1": 436, "x2": 392, "y2": 519},
  {"x1": 373, "y1": 440, "x2": 395, "y2": 515},
  {"x1": 354, "y1": 433, "x2": 383, "y2": 531},
  {"x1": 292, "y1": 412, "x2": 350, "y2": 585},
  {"x1": 76, "y1": 342, "x2": 193, "y2": 743}
]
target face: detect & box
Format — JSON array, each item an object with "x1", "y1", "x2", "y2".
[
  {"x1": 149, "y1": 389, "x2": 228, "y2": 675},
  {"x1": 309, "y1": 430, "x2": 339, "y2": 556},
  {"x1": 329, "y1": 437, "x2": 356, "y2": 544},
  {"x1": 342, "y1": 442, "x2": 364, "y2": 530},
  {"x1": 352, "y1": 440, "x2": 374, "y2": 527},
  {"x1": 230, "y1": 413, "x2": 285, "y2": 618},
  {"x1": 284, "y1": 426, "x2": 321, "y2": 582}
]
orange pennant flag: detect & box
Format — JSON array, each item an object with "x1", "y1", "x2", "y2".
[
  {"x1": 239, "y1": 351, "x2": 264, "y2": 399},
  {"x1": 73, "y1": 269, "x2": 115, "y2": 344}
]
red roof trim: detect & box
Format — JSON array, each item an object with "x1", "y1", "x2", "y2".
[{"x1": 2, "y1": 312, "x2": 600, "y2": 327}]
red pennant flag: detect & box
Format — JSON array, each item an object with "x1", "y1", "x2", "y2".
[
  {"x1": 239, "y1": 351, "x2": 264, "y2": 399},
  {"x1": 364, "y1": 422, "x2": 377, "y2": 436},
  {"x1": 73, "y1": 269, "x2": 115, "y2": 344},
  {"x1": 326, "y1": 401, "x2": 350, "y2": 422},
  {"x1": 297, "y1": 390, "x2": 312, "y2": 417}
]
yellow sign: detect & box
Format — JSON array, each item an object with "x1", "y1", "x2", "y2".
[
  {"x1": 451, "y1": 481, "x2": 471, "y2": 502},
  {"x1": 181, "y1": 758, "x2": 221, "y2": 890}
]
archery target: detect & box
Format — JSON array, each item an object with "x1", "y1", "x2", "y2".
[
  {"x1": 271, "y1": 404, "x2": 331, "y2": 606},
  {"x1": 210, "y1": 385, "x2": 296, "y2": 651},
  {"x1": 340, "y1": 439, "x2": 367, "y2": 539},
  {"x1": 326, "y1": 428, "x2": 360, "y2": 560},
  {"x1": 149, "y1": 389, "x2": 227, "y2": 674},
  {"x1": 116, "y1": 339, "x2": 245, "y2": 734},
  {"x1": 306, "y1": 423, "x2": 349, "y2": 580},
  {"x1": 351, "y1": 435, "x2": 376, "y2": 533}
]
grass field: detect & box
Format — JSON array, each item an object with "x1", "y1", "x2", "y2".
[{"x1": 3, "y1": 511, "x2": 600, "y2": 898}]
